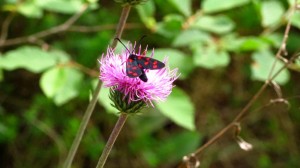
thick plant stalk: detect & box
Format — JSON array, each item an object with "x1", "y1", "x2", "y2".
[{"x1": 63, "y1": 5, "x2": 132, "y2": 168}]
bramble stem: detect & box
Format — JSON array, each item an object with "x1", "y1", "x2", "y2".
[
  {"x1": 63, "y1": 5, "x2": 131, "y2": 168},
  {"x1": 96, "y1": 113, "x2": 129, "y2": 168}
]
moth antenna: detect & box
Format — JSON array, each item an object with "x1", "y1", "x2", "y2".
[
  {"x1": 136, "y1": 35, "x2": 146, "y2": 49},
  {"x1": 115, "y1": 35, "x2": 147, "y2": 54},
  {"x1": 115, "y1": 37, "x2": 130, "y2": 53}
]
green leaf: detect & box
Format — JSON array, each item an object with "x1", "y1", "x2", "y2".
[
  {"x1": 168, "y1": 0, "x2": 192, "y2": 17},
  {"x1": 36, "y1": 0, "x2": 84, "y2": 14},
  {"x1": 202, "y1": 0, "x2": 250, "y2": 13},
  {"x1": 291, "y1": 12, "x2": 300, "y2": 29},
  {"x1": 191, "y1": 15, "x2": 235, "y2": 34},
  {"x1": 251, "y1": 50, "x2": 290, "y2": 84},
  {"x1": 40, "y1": 67, "x2": 83, "y2": 105},
  {"x1": 226, "y1": 36, "x2": 270, "y2": 51},
  {"x1": 17, "y1": 1, "x2": 43, "y2": 18},
  {"x1": 136, "y1": 0, "x2": 156, "y2": 29},
  {"x1": 156, "y1": 14, "x2": 184, "y2": 38},
  {"x1": 172, "y1": 29, "x2": 211, "y2": 47},
  {"x1": 0, "y1": 46, "x2": 62, "y2": 73},
  {"x1": 261, "y1": 33, "x2": 282, "y2": 48},
  {"x1": 156, "y1": 87, "x2": 195, "y2": 130},
  {"x1": 261, "y1": 1, "x2": 284, "y2": 27},
  {"x1": 153, "y1": 49, "x2": 194, "y2": 79},
  {"x1": 192, "y1": 44, "x2": 230, "y2": 69}
]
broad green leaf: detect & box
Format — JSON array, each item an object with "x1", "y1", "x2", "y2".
[
  {"x1": 136, "y1": 0, "x2": 156, "y2": 29},
  {"x1": 17, "y1": 1, "x2": 43, "y2": 18},
  {"x1": 98, "y1": 85, "x2": 118, "y2": 114},
  {"x1": 40, "y1": 67, "x2": 83, "y2": 105},
  {"x1": 261, "y1": 1, "x2": 284, "y2": 27},
  {"x1": 251, "y1": 50, "x2": 290, "y2": 84},
  {"x1": 261, "y1": 33, "x2": 282, "y2": 48},
  {"x1": 191, "y1": 15, "x2": 235, "y2": 34},
  {"x1": 234, "y1": 37, "x2": 269, "y2": 51},
  {"x1": 156, "y1": 14, "x2": 184, "y2": 38},
  {"x1": 172, "y1": 29, "x2": 211, "y2": 47},
  {"x1": 202, "y1": 0, "x2": 250, "y2": 13},
  {"x1": 157, "y1": 87, "x2": 195, "y2": 130},
  {"x1": 168, "y1": 0, "x2": 192, "y2": 17},
  {"x1": 291, "y1": 12, "x2": 300, "y2": 29},
  {"x1": 0, "y1": 46, "x2": 60, "y2": 73},
  {"x1": 153, "y1": 49, "x2": 194, "y2": 79},
  {"x1": 36, "y1": 0, "x2": 84, "y2": 14},
  {"x1": 192, "y1": 44, "x2": 230, "y2": 69},
  {"x1": 50, "y1": 50, "x2": 71, "y2": 63}
]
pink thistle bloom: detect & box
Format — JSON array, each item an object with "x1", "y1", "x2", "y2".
[{"x1": 99, "y1": 43, "x2": 179, "y2": 106}]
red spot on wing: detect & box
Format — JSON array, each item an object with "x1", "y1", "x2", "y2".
[
  {"x1": 153, "y1": 65, "x2": 158, "y2": 68},
  {"x1": 144, "y1": 62, "x2": 149, "y2": 65}
]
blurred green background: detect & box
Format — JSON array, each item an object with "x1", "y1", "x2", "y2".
[{"x1": 1, "y1": 0, "x2": 300, "y2": 167}]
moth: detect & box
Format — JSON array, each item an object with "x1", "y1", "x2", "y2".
[{"x1": 115, "y1": 36, "x2": 165, "y2": 82}]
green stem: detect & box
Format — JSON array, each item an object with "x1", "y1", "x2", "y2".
[
  {"x1": 96, "y1": 113, "x2": 129, "y2": 168},
  {"x1": 63, "y1": 5, "x2": 131, "y2": 168}
]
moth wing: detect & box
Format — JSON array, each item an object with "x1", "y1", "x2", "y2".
[
  {"x1": 126, "y1": 58, "x2": 143, "y2": 78},
  {"x1": 136, "y1": 56, "x2": 165, "y2": 70}
]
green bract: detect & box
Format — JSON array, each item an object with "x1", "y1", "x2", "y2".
[{"x1": 109, "y1": 88, "x2": 147, "y2": 114}]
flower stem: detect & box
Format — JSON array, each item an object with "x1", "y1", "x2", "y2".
[
  {"x1": 63, "y1": 5, "x2": 131, "y2": 168},
  {"x1": 96, "y1": 113, "x2": 129, "y2": 168}
]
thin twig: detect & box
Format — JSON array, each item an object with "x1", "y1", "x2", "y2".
[
  {"x1": 96, "y1": 113, "x2": 129, "y2": 168},
  {"x1": 57, "y1": 61, "x2": 98, "y2": 77},
  {"x1": 0, "y1": 4, "x2": 88, "y2": 47},
  {"x1": 62, "y1": 5, "x2": 132, "y2": 168},
  {"x1": 267, "y1": 2, "x2": 296, "y2": 79},
  {"x1": 0, "y1": 13, "x2": 15, "y2": 46},
  {"x1": 68, "y1": 23, "x2": 142, "y2": 32}
]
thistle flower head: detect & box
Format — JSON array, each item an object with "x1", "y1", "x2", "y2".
[{"x1": 99, "y1": 42, "x2": 178, "y2": 111}]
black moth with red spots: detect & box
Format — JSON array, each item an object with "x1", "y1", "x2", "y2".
[{"x1": 115, "y1": 36, "x2": 165, "y2": 82}]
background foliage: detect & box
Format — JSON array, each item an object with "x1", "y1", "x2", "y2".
[{"x1": 1, "y1": 0, "x2": 300, "y2": 167}]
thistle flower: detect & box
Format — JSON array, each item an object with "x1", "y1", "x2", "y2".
[{"x1": 99, "y1": 43, "x2": 178, "y2": 112}]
